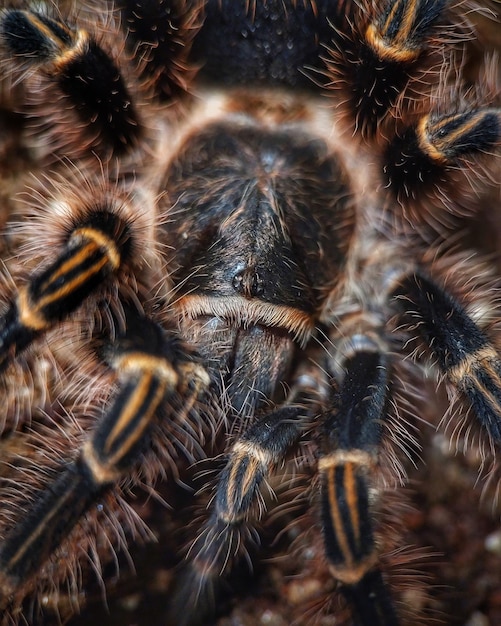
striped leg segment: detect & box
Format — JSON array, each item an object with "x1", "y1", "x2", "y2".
[
  {"x1": 0, "y1": 210, "x2": 132, "y2": 372},
  {"x1": 365, "y1": 0, "x2": 445, "y2": 64},
  {"x1": 171, "y1": 371, "x2": 316, "y2": 625},
  {"x1": 321, "y1": 336, "x2": 399, "y2": 625},
  {"x1": 212, "y1": 406, "x2": 303, "y2": 527},
  {"x1": 190, "y1": 405, "x2": 303, "y2": 573},
  {"x1": 330, "y1": 0, "x2": 446, "y2": 134},
  {"x1": 0, "y1": 8, "x2": 141, "y2": 154},
  {"x1": 0, "y1": 307, "x2": 207, "y2": 598},
  {"x1": 394, "y1": 272, "x2": 501, "y2": 441},
  {"x1": 384, "y1": 108, "x2": 501, "y2": 200}
]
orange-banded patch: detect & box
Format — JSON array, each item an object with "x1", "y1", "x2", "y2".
[
  {"x1": 71, "y1": 227, "x2": 121, "y2": 270},
  {"x1": 51, "y1": 28, "x2": 89, "y2": 73},
  {"x1": 173, "y1": 361, "x2": 210, "y2": 422},
  {"x1": 0, "y1": 472, "x2": 79, "y2": 574},
  {"x1": 0, "y1": 464, "x2": 96, "y2": 588},
  {"x1": 448, "y1": 345, "x2": 501, "y2": 436},
  {"x1": 112, "y1": 351, "x2": 178, "y2": 384},
  {"x1": 365, "y1": 23, "x2": 421, "y2": 63},
  {"x1": 417, "y1": 110, "x2": 499, "y2": 164},
  {"x1": 365, "y1": 0, "x2": 433, "y2": 63},
  {"x1": 11, "y1": 11, "x2": 76, "y2": 57},
  {"x1": 447, "y1": 345, "x2": 498, "y2": 386},
  {"x1": 19, "y1": 226, "x2": 121, "y2": 331},
  {"x1": 17, "y1": 285, "x2": 50, "y2": 332},
  {"x1": 216, "y1": 440, "x2": 272, "y2": 524},
  {"x1": 320, "y1": 455, "x2": 376, "y2": 585},
  {"x1": 16, "y1": 12, "x2": 90, "y2": 74},
  {"x1": 34, "y1": 240, "x2": 110, "y2": 305},
  {"x1": 83, "y1": 366, "x2": 171, "y2": 484}
]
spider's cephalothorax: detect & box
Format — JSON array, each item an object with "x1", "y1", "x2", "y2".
[{"x1": 0, "y1": 1, "x2": 499, "y2": 625}]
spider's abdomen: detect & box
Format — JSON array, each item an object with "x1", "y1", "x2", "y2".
[{"x1": 191, "y1": 0, "x2": 338, "y2": 89}]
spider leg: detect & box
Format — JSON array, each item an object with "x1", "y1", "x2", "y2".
[
  {"x1": 195, "y1": 404, "x2": 304, "y2": 552},
  {"x1": 0, "y1": 206, "x2": 133, "y2": 371},
  {"x1": 384, "y1": 107, "x2": 501, "y2": 203},
  {"x1": 394, "y1": 271, "x2": 501, "y2": 441},
  {"x1": 0, "y1": 7, "x2": 141, "y2": 155},
  {"x1": 0, "y1": 304, "x2": 208, "y2": 605},
  {"x1": 170, "y1": 364, "x2": 320, "y2": 625},
  {"x1": 182, "y1": 407, "x2": 303, "y2": 618},
  {"x1": 320, "y1": 326, "x2": 399, "y2": 626},
  {"x1": 328, "y1": 0, "x2": 448, "y2": 135}
]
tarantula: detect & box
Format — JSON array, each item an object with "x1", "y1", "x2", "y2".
[{"x1": 0, "y1": 0, "x2": 499, "y2": 624}]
